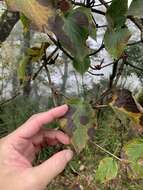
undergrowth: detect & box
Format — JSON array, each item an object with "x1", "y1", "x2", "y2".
[{"x1": 0, "y1": 96, "x2": 143, "y2": 190}]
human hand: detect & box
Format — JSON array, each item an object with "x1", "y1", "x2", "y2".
[{"x1": 0, "y1": 105, "x2": 73, "y2": 190}]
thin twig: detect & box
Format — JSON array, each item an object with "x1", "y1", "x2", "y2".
[
  {"x1": 97, "y1": 24, "x2": 107, "y2": 28},
  {"x1": 109, "y1": 59, "x2": 120, "y2": 88},
  {"x1": 126, "y1": 62, "x2": 143, "y2": 72},
  {"x1": 88, "y1": 71, "x2": 104, "y2": 76},
  {"x1": 113, "y1": 61, "x2": 125, "y2": 87},
  {"x1": 32, "y1": 47, "x2": 59, "y2": 80},
  {"x1": 91, "y1": 8, "x2": 105, "y2": 15},
  {"x1": 70, "y1": 0, "x2": 105, "y2": 15},
  {"x1": 44, "y1": 64, "x2": 58, "y2": 107},
  {"x1": 127, "y1": 40, "x2": 143, "y2": 46},
  {"x1": 93, "y1": 104, "x2": 108, "y2": 109},
  {"x1": 48, "y1": 34, "x2": 73, "y2": 60},
  {"x1": 0, "y1": 92, "x2": 21, "y2": 106},
  {"x1": 90, "y1": 141, "x2": 123, "y2": 162},
  {"x1": 96, "y1": 88, "x2": 112, "y2": 104},
  {"x1": 89, "y1": 44, "x2": 105, "y2": 56},
  {"x1": 99, "y1": 0, "x2": 109, "y2": 8},
  {"x1": 128, "y1": 16, "x2": 143, "y2": 41},
  {"x1": 90, "y1": 60, "x2": 113, "y2": 71},
  {"x1": 94, "y1": 0, "x2": 112, "y2": 7},
  {"x1": 101, "y1": 62, "x2": 114, "y2": 69}
]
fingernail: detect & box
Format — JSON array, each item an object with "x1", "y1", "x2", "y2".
[
  {"x1": 65, "y1": 149, "x2": 73, "y2": 162},
  {"x1": 62, "y1": 104, "x2": 68, "y2": 108}
]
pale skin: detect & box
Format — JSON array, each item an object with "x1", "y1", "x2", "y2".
[{"x1": 0, "y1": 105, "x2": 73, "y2": 190}]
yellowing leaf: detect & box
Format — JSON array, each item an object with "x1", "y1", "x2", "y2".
[
  {"x1": 109, "y1": 89, "x2": 143, "y2": 132},
  {"x1": 27, "y1": 47, "x2": 43, "y2": 62},
  {"x1": 5, "y1": 0, "x2": 55, "y2": 30},
  {"x1": 18, "y1": 55, "x2": 31, "y2": 81},
  {"x1": 59, "y1": 98, "x2": 95, "y2": 153},
  {"x1": 123, "y1": 138, "x2": 143, "y2": 179},
  {"x1": 104, "y1": 27, "x2": 131, "y2": 59},
  {"x1": 96, "y1": 157, "x2": 118, "y2": 183},
  {"x1": 27, "y1": 43, "x2": 50, "y2": 62}
]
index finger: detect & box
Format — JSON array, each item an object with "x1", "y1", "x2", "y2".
[{"x1": 11, "y1": 105, "x2": 68, "y2": 139}]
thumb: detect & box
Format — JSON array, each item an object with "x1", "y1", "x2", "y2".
[{"x1": 31, "y1": 149, "x2": 73, "y2": 187}]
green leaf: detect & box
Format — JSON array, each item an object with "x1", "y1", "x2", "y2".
[
  {"x1": 104, "y1": 27, "x2": 131, "y2": 59},
  {"x1": 75, "y1": 7, "x2": 96, "y2": 40},
  {"x1": 73, "y1": 56, "x2": 90, "y2": 75},
  {"x1": 106, "y1": 0, "x2": 128, "y2": 29},
  {"x1": 59, "y1": 98, "x2": 95, "y2": 153},
  {"x1": 105, "y1": 0, "x2": 131, "y2": 59},
  {"x1": 128, "y1": 0, "x2": 143, "y2": 18},
  {"x1": 96, "y1": 157, "x2": 118, "y2": 183},
  {"x1": 27, "y1": 47, "x2": 44, "y2": 62},
  {"x1": 63, "y1": 8, "x2": 91, "y2": 74},
  {"x1": 124, "y1": 139, "x2": 143, "y2": 162},
  {"x1": 20, "y1": 14, "x2": 30, "y2": 32},
  {"x1": 52, "y1": 7, "x2": 93, "y2": 74},
  {"x1": 123, "y1": 138, "x2": 143, "y2": 179}
]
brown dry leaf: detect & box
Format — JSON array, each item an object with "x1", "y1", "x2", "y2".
[
  {"x1": 109, "y1": 89, "x2": 143, "y2": 132},
  {"x1": 5, "y1": 0, "x2": 56, "y2": 31}
]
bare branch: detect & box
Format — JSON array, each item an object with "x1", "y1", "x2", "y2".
[
  {"x1": 70, "y1": 0, "x2": 105, "y2": 15},
  {"x1": 44, "y1": 64, "x2": 58, "y2": 107},
  {"x1": 88, "y1": 71, "x2": 104, "y2": 76},
  {"x1": 126, "y1": 62, "x2": 143, "y2": 72},
  {"x1": 32, "y1": 47, "x2": 59, "y2": 80},
  {"x1": 109, "y1": 59, "x2": 120, "y2": 88},
  {"x1": 47, "y1": 34, "x2": 74, "y2": 60},
  {"x1": 89, "y1": 44, "x2": 105, "y2": 56},
  {"x1": 98, "y1": 0, "x2": 109, "y2": 8},
  {"x1": 0, "y1": 92, "x2": 21, "y2": 106},
  {"x1": 94, "y1": 1, "x2": 112, "y2": 7},
  {"x1": 127, "y1": 40, "x2": 143, "y2": 46}
]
